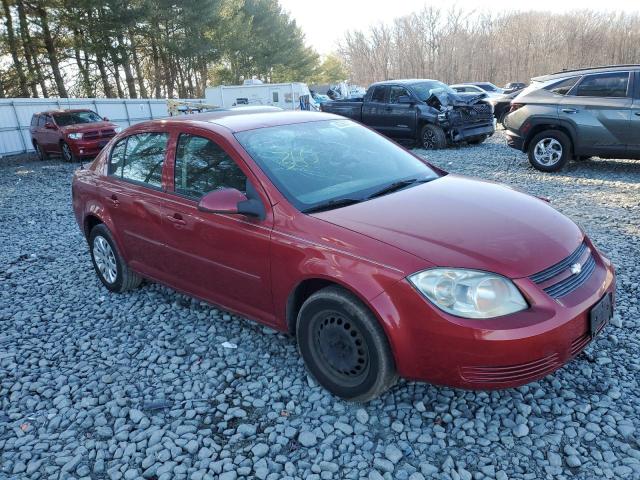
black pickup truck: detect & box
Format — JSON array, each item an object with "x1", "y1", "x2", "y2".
[{"x1": 320, "y1": 79, "x2": 495, "y2": 149}]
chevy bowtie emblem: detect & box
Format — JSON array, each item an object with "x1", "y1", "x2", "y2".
[{"x1": 571, "y1": 263, "x2": 582, "y2": 275}]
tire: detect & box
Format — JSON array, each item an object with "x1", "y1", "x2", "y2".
[
  {"x1": 420, "y1": 124, "x2": 447, "y2": 149},
  {"x1": 467, "y1": 135, "x2": 487, "y2": 145},
  {"x1": 34, "y1": 142, "x2": 48, "y2": 161},
  {"x1": 296, "y1": 286, "x2": 397, "y2": 402},
  {"x1": 89, "y1": 224, "x2": 142, "y2": 293},
  {"x1": 61, "y1": 141, "x2": 78, "y2": 163},
  {"x1": 527, "y1": 130, "x2": 571, "y2": 172},
  {"x1": 498, "y1": 111, "x2": 508, "y2": 126}
]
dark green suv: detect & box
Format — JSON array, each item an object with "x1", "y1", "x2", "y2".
[{"x1": 504, "y1": 65, "x2": 640, "y2": 171}]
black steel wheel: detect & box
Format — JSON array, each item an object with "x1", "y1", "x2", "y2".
[{"x1": 296, "y1": 286, "x2": 397, "y2": 401}]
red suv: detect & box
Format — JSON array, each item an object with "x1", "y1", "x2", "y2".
[
  {"x1": 30, "y1": 109, "x2": 121, "y2": 162},
  {"x1": 72, "y1": 109, "x2": 615, "y2": 401}
]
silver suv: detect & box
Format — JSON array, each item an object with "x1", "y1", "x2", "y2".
[{"x1": 504, "y1": 65, "x2": 640, "y2": 171}]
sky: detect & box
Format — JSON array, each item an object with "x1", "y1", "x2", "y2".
[{"x1": 279, "y1": 0, "x2": 640, "y2": 55}]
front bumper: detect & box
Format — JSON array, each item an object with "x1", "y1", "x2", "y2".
[
  {"x1": 505, "y1": 129, "x2": 526, "y2": 152},
  {"x1": 371, "y1": 248, "x2": 616, "y2": 389},
  {"x1": 67, "y1": 138, "x2": 113, "y2": 158},
  {"x1": 450, "y1": 122, "x2": 495, "y2": 142}
]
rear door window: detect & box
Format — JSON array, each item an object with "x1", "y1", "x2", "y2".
[
  {"x1": 370, "y1": 86, "x2": 387, "y2": 103},
  {"x1": 546, "y1": 76, "x2": 580, "y2": 95},
  {"x1": 174, "y1": 133, "x2": 247, "y2": 199},
  {"x1": 108, "y1": 132, "x2": 169, "y2": 188},
  {"x1": 574, "y1": 72, "x2": 630, "y2": 98}
]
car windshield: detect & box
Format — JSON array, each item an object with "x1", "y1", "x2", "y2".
[
  {"x1": 53, "y1": 111, "x2": 102, "y2": 126},
  {"x1": 235, "y1": 119, "x2": 439, "y2": 212},
  {"x1": 409, "y1": 81, "x2": 457, "y2": 101}
]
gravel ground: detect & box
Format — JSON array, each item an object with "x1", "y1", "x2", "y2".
[{"x1": 1, "y1": 131, "x2": 639, "y2": 480}]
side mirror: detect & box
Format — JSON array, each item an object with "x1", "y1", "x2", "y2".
[
  {"x1": 397, "y1": 95, "x2": 414, "y2": 105},
  {"x1": 197, "y1": 188, "x2": 247, "y2": 215},
  {"x1": 103, "y1": 116, "x2": 109, "y2": 121},
  {"x1": 44, "y1": 122, "x2": 56, "y2": 129}
]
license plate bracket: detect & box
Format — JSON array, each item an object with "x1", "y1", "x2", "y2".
[{"x1": 589, "y1": 293, "x2": 612, "y2": 337}]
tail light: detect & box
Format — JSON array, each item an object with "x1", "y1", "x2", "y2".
[{"x1": 509, "y1": 103, "x2": 525, "y2": 113}]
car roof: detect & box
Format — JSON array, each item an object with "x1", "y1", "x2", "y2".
[
  {"x1": 135, "y1": 108, "x2": 342, "y2": 133},
  {"x1": 369, "y1": 79, "x2": 439, "y2": 87},
  {"x1": 34, "y1": 109, "x2": 94, "y2": 116},
  {"x1": 450, "y1": 84, "x2": 480, "y2": 88},
  {"x1": 532, "y1": 64, "x2": 640, "y2": 82}
]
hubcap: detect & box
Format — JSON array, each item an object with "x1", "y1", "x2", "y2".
[
  {"x1": 314, "y1": 313, "x2": 369, "y2": 383},
  {"x1": 93, "y1": 236, "x2": 117, "y2": 284},
  {"x1": 533, "y1": 138, "x2": 563, "y2": 166},
  {"x1": 423, "y1": 129, "x2": 436, "y2": 148}
]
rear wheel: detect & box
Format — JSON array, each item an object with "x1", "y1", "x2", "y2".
[
  {"x1": 89, "y1": 224, "x2": 142, "y2": 293},
  {"x1": 420, "y1": 124, "x2": 447, "y2": 149},
  {"x1": 527, "y1": 130, "x2": 571, "y2": 172},
  {"x1": 61, "y1": 141, "x2": 78, "y2": 163},
  {"x1": 296, "y1": 286, "x2": 397, "y2": 402}
]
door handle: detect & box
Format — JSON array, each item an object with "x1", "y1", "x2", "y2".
[
  {"x1": 167, "y1": 213, "x2": 186, "y2": 226},
  {"x1": 107, "y1": 194, "x2": 120, "y2": 207},
  {"x1": 562, "y1": 108, "x2": 578, "y2": 114}
]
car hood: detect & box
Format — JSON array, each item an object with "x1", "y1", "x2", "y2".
[
  {"x1": 60, "y1": 121, "x2": 117, "y2": 133},
  {"x1": 312, "y1": 175, "x2": 583, "y2": 279}
]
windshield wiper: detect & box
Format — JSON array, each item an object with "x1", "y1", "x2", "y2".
[
  {"x1": 302, "y1": 197, "x2": 363, "y2": 214},
  {"x1": 367, "y1": 177, "x2": 432, "y2": 200}
]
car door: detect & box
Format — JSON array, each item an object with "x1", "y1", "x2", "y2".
[
  {"x1": 40, "y1": 114, "x2": 58, "y2": 152},
  {"x1": 99, "y1": 131, "x2": 172, "y2": 280},
  {"x1": 631, "y1": 71, "x2": 640, "y2": 155},
  {"x1": 362, "y1": 85, "x2": 389, "y2": 133},
  {"x1": 381, "y1": 85, "x2": 417, "y2": 138},
  {"x1": 160, "y1": 129, "x2": 275, "y2": 319},
  {"x1": 559, "y1": 71, "x2": 632, "y2": 156}
]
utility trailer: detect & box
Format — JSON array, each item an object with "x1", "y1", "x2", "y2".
[{"x1": 205, "y1": 80, "x2": 317, "y2": 111}]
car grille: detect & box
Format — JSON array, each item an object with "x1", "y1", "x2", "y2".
[
  {"x1": 83, "y1": 129, "x2": 116, "y2": 141},
  {"x1": 460, "y1": 353, "x2": 561, "y2": 384},
  {"x1": 457, "y1": 103, "x2": 494, "y2": 124},
  {"x1": 529, "y1": 241, "x2": 596, "y2": 298}
]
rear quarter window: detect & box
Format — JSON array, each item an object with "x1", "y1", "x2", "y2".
[{"x1": 545, "y1": 77, "x2": 580, "y2": 95}]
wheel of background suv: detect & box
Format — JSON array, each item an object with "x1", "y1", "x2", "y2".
[
  {"x1": 528, "y1": 130, "x2": 571, "y2": 172},
  {"x1": 296, "y1": 286, "x2": 397, "y2": 402},
  {"x1": 420, "y1": 124, "x2": 447, "y2": 149},
  {"x1": 34, "y1": 142, "x2": 48, "y2": 161},
  {"x1": 61, "y1": 141, "x2": 78, "y2": 163},
  {"x1": 467, "y1": 135, "x2": 487, "y2": 145},
  {"x1": 89, "y1": 224, "x2": 142, "y2": 293}
]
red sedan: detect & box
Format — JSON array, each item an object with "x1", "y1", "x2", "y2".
[{"x1": 72, "y1": 109, "x2": 615, "y2": 401}]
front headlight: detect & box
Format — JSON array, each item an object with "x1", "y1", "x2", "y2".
[
  {"x1": 67, "y1": 132, "x2": 83, "y2": 140},
  {"x1": 113, "y1": 126, "x2": 122, "y2": 133},
  {"x1": 408, "y1": 268, "x2": 527, "y2": 319}
]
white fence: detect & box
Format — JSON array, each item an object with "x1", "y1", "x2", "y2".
[{"x1": 0, "y1": 97, "x2": 206, "y2": 158}]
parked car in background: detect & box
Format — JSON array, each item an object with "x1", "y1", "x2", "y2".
[
  {"x1": 504, "y1": 82, "x2": 527, "y2": 94},
  {"x1": 30, "y1": 109, "x2": 121, "y2": 162},
  {"x1": 450, "y1": 83, "x2": 503, "y2": 99},
  {"x1": 505, "y1": 65, "x2": 640, "y2": 171},
  {"x1": 72, "y1": 108, "x2": 615, "y2": 401},
  {"x1": 488, "y1": 90, "x2": 521, "y2": 125},
  {"x1": 321, "y1": 79, "x2": 495, "y2": 149}
]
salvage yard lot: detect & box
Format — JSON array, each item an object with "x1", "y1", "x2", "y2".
[{"x1": 1, "y1": 131, "x2": 639, "y2": 479}]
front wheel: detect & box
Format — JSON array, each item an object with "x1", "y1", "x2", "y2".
[
  {"x1": 527, "y1": 130, "x2": 571, "y2": 172},
  {"x1": 89, "y1": 224, "x2": 142, "y2": 293},
  {"x1": 420, "y1": 124, "x2": 447, "y2": 149},
  {"x1": 61, "y1": 141, "x2": 78, "y2": 163},
  {"x1": 296, "y1": 286, "x2": 397, "y2": 402}
]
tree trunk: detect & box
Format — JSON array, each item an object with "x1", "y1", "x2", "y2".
[
  {"x1": 73, "y1": 28, "x2": 92, "y2": 96},
  {"x1": 17, "y1": 0, "x2": 48, "y2": 96},
  {"x1": 95, "y1": 52, "x2": 114, "y2": 98},
  {"x1": 2, "y1": 0, "x2": 30, "y2": 96},
  {"x1": 117, "y1": 34, "x2": 137, "y2": 98},
  {"x1": 129, "y1": 29, "x2": 147, "y2": 98},
  {"x1": 150, "y1": 37, "x2": 162, "y2": 98},
  {"x1": 110, "y1": 50, "x2": 125, "y2": 98},
  {"x1": 36, "y1": 5, "x2": 67, "y2": 97}
]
